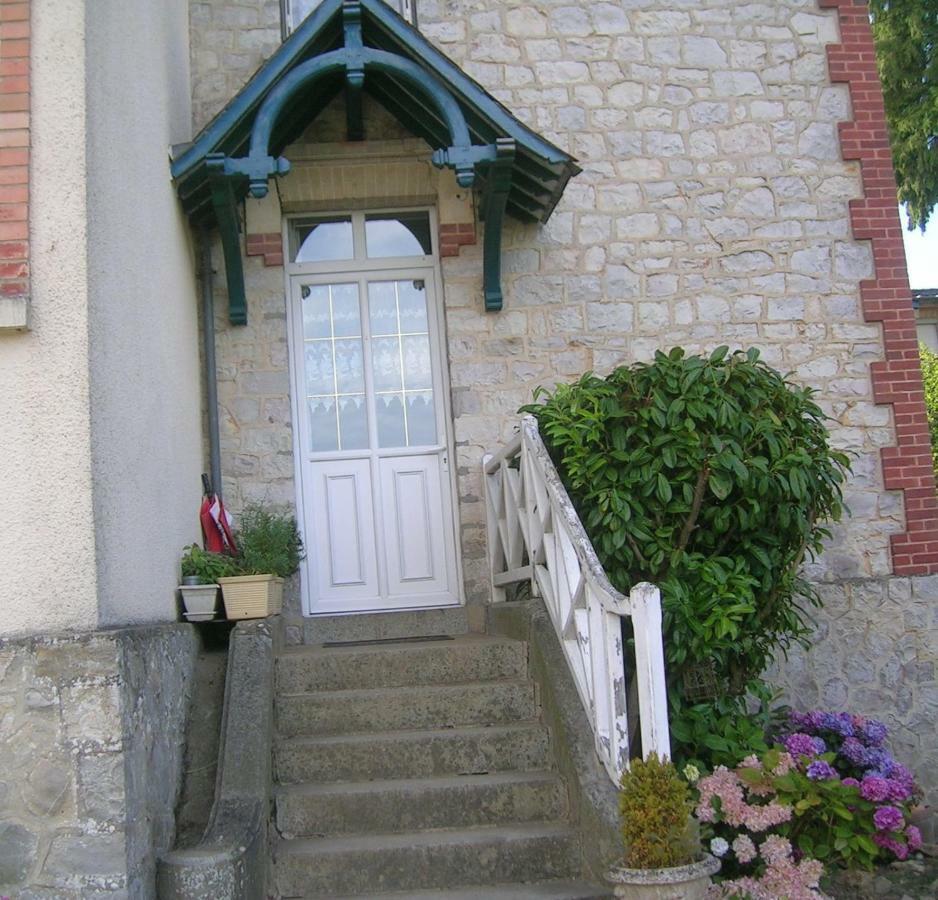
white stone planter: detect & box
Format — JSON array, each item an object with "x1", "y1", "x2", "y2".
[
  {"x1": 606, "y1": 854, "x2": 720, "y2": 900},
  {"x1": 218, "y1": 574, "x2": 283, "y2": 620},
  {"x1": 179, "y1": 583, "x2": 219, "y2": 619}
]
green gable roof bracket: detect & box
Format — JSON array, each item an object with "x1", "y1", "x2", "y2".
[
  {"x1": 434, "y1": 137, "x2": 516, "y2": 313},
  {"x1": 206, "y1": 154, "x2": 248, "y2": 326},
  {"x1": 344, "y1": 0, "x2": 365, "y2": 141}
]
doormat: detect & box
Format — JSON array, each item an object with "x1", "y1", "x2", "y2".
[{"x1": 322, "y1": 635, "x2": 455, "y2": 648}]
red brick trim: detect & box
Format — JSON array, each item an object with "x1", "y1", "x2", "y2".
[
  {"x1": 820, "y1": 0, "x2": 938, "y2": 574},
  {"x1": 0, "y1": 0, "x2": 29, "y2": 306},
  {"x1": 439, "y1": 222, "x2": 475, "y2": 258},
  {"x1": 245, "y1": 232, "x2": 283, "y2": 267}
]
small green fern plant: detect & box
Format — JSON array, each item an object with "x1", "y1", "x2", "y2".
[{"x1": 619, "y1": 754, "x2": 698, "y2": 869}]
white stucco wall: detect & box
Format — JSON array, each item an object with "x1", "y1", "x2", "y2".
[
  {"x1": 85, "y1": 0, "x2": 204, "y2": 627},
  {"x1": 0, "y1": 0, "x2": 99, "y2": 636}
]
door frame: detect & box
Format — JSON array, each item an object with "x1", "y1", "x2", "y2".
[{"x1": 281, "y1": 206, "x2": 465, "y2": 617}]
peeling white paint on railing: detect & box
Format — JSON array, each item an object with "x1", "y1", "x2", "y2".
[{"x1": 483, "y1": 415, "x2": 670, "y2": 784}]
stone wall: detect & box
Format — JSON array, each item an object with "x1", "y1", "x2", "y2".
[
  {"x1": 767, "y1": 574, "x2": 938, "y2": 838},
  {"x1": 189, "y1": 0, "x2": 904, "y2": 610},
  {"x1": 187, "y1": 0, "x2": 938, "y2": 834},
  {"x1": 0, "y1": 625, "x2": 198, "y2": 898}
]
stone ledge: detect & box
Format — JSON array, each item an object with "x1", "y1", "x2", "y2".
[{"x1": 157, "y1": 620, "x2": 273, "y2": 900}]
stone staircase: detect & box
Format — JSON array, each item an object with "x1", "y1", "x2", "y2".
[{"x1": 269, "y1": 609, "x2": 612, "y2": 898}]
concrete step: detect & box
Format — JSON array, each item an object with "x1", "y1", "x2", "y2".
[
  {"x1": 302, "y1": 606, "x2": 470, "y2": 645},
  {"x1": 275, "y1": 722, "x2": 551, "y2": 784},
  {"x1": 276, "y1": 679, "x2": 538, "y2": 738},
  {"x1": 326, "y1": 883, "x2": 612, "y2": 899},
  {"x1": 276, "y1": 771, "x2": 568, "y2": 838},
  {"x1": 273, "y1": 823, "x2": 581, "y2": 897},
  {"x1": 276, "y1": 634, "x2": 526, "y2": 693}
]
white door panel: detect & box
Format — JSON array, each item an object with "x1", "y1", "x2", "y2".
[
  {"x1": 380, "y1": 455, "x2": 449, "y2": 595},
  {"x1": 310, "y1": 459, "x2": 380, "y2": 602}
]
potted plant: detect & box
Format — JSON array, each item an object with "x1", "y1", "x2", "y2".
[
  {"x1": 217, "y1": 504, "x2": 304, "y2": 620},
  {"x1": 606, "y1": 754, "x2": 719, "y2": 899},
  {"x1": 179, "y1": 544, "x2": 236, "y2": 620}
]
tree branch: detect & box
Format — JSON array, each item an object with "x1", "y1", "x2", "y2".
[{"x1": 678, "y1": 463, "x2": 709, "y2": 551}]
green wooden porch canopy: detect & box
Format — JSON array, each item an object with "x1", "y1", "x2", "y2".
[{"x1": 170, "y1": 0, "x2": 579, "y2": 322}]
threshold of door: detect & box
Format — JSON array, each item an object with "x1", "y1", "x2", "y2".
[{"x1": 321, "y1": 634, "x2": 455, "y2": 648}]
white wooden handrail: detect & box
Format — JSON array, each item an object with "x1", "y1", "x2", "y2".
[{"x1": 483, "y1": 415, "x2": 670, "y2": 784}]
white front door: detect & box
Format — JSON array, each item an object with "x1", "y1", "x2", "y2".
[{"x1": 287, "y1": 214, "x2": 459, "y2": 614}]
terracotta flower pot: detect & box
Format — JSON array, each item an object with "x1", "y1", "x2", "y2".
[{"x1": 606, "y1": 854, "x2": 720, "y2": 900}]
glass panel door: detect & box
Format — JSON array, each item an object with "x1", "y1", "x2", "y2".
[{"x1": 291, "y1": 266, "x2": 457, "y2": 614}]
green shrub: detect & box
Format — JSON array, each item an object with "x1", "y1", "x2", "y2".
[
  {"x1": 235, "y1": 504, "x2": 304, "y2": 578},
  {"x1": 523, "y1": 348, "x2": 850, "y2": 764},
  {"x1": 180, "y1": 543, "x2": 241, "y2": 582},
  {"x1": 920, "y1": 343, "x2": 938, "y2": 482},
  {"x1": 619, "y1": 753, "x2": 698, "y2": 868}
]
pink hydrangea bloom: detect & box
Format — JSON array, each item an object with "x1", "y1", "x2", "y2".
[
  {"x1": 907, "y1": 825, "x2": 923, "y2": 852},
  {"x1": 712, "y1": 836, "x2": 825, "y2": 899},
  {"x1": 772, "y1": 752, "x2": 795, "y2": 777},
  {"x1": 732, "y1": 834, "x2": 757, "y2": 864},
  {"x1": 695, "y1": 767, "x2": 791, "y2": 832}
]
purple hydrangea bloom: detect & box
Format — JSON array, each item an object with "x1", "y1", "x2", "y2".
[
  {"x1": 842, "y1": 777, "x2": 860, "y2": 788},
  {"x1": 907, "y1": 825, "x2": 923, "y2": 852},
  {"x1": 860, "y1": 775, "x2": 892, "y2": 802},
  {"x1": 873, "y1": 805, "x2": 905, "y2": 833},
  {"x1": 840, "y1": 736, "x2": 866, "y2": 765},
  {"x1": 874, "y1": 832, "x2": 909, "y2": 860},
  {"x1": 860, "y1": 719, "x2": 888, "y2": 747},
  {"x1": 807, "y1": 760, "x2": 838, "y2": 781},
  {"x1": 863, "y1": 747, "x2": 890, "y2": 771},
  {"x1": 785, "y1": 733, "x2": 825, "y2": 758},
  {"x1": 819, "y1": 712, "x2": 855, "y2": 738},
  {"x1": 884, "y1": 778, "x2": 913, "y2": 803}
]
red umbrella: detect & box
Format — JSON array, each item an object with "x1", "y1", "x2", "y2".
[{"x1": 199, "y1": 476, "x2": 237, "y2": 555}]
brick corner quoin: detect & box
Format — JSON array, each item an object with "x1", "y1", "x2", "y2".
[{"x1": 819, "y1": 0, "x2": 938, "y2": 574}]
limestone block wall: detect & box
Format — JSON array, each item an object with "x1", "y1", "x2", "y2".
[
  {"x1": 190, "y1": 1, "x2": 903, "y2": 603},
  {"x1": 419, "y1": 0, "x2": 900, "y2": 603},
  {"x1": 0, "y1": 626, "x2": 198, "y2": 898},
  {"x1": 190, "y1": 0, "x2": 281, "y2": 132}
]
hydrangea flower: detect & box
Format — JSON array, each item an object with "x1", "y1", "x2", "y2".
[
  {"x1": 784, "y1": 733, "x2": 825, "y2": 758},
  {"x1": 860, "y1": 775, "x2": 892, "y2": 803},
  {"x1": 873, "y1": 831, "x2": 909, "y2": 861},
  {"x1": 840, "y1": 736, "x2": 866, "y2": 765},
  {"x1": 873, "y1": 805, "x2": 905, "y2": 833},
  {"x1": 806, "y1": 760, "x2": 838, "y2": 781},
  {"x1": 710, "y1": 837, "x2": 729, "y2": 858},
  {"x1": 732, "y1": 834, "x2": 757, "y2": 864},
  {"x1": 860, "y1": 719, "x2": 888, "y2": 747},
  {"x1": 907, "y1": 825, "x2": 923, "y2": 852},
  {"x1": 682, "y1": 763, "x2": 700, "y2": 784}
]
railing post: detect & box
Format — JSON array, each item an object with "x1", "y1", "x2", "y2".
[
  {"x1": 629, "y1": 582, "x2": 671, "y2": 761},
  {"x1": 482, "y1": 453, "x2": 506, "y2": 604}
]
